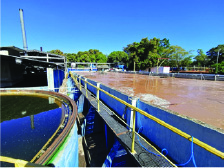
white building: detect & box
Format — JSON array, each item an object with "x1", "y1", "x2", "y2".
[{"x1": 150, "y1": 66, "x2": 170, "y2": 73}]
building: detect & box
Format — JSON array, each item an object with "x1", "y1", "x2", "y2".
[{"x1": 0, "y1": 46, "x2": 66, "y2": 88}]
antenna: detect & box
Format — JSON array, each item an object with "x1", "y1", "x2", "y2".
[{"x1": 19, "y1": 9, "x2": 28, "y2": 55}]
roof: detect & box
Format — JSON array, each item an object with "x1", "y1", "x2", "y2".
[
  {"x1": 25, "y1": 50, "x2": 65, "y2": 58},
  {"x1": 0, "y1": 46, "x2": 24, "y2": 52},
  {"x1": 0, "y1": 46, "x2": 65, "y2": 68}
]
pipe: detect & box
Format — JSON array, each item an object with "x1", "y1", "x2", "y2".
[{"x1": 19, "y1": 9, "x2": 28, "y2": 54}]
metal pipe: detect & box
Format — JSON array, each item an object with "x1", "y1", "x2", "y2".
[{"x1": 19, "y1": 9, "x2": 28, "y2": 54}]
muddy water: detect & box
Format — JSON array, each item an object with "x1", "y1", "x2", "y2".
[{"x1": 77, "y1": 72, "x2": 224, "y2": 130}]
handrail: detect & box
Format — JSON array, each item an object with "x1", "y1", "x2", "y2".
[
  {"x1": 70, "y1": 72, "x2": 224, "y2": 160},
  {"x1": 0, "y1": 156, "x2": 46, "y2": 167}
]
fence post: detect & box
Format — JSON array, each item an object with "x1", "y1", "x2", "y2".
[{"x1": 97, "y1": 83, "x2": 100, "y2": 112}]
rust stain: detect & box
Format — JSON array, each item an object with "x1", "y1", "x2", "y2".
[{"x1": 116, "y1": 131, "x2": 129, "y2": 136}]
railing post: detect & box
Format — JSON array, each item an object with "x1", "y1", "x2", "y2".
[
  {"x1": 131, "y1": 109, "x2": 136, "y2": 154},
  {"x1": 75, "y1": 75, "x2": 78, "y2": 85},
  {"x1": 79, "y1": 76, "x2": 82, "y2": 90},
  {"x1": 85, "y1": 78, "x2": 88, "y2": 98},
  {"x1": 130, "y1": 97, "x2": 137, "y2": 130},
  {"x1": 97, "y1": 83, "x2": 100, "y2": 112}
]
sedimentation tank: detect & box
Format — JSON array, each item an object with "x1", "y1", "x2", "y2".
[
  {"x1": 76, "y1": 71, "x2": 224, "y2": 130},
  {"x1": 69, "y1": 71, "x2": 224, "y2": 167},
  {"x1": 0, "y1": 90, "x2": 78, "y2": 167}
]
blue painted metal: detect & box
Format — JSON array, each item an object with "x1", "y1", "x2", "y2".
[
  {"x1": 136, "y1": 100, "x2": 224, "y2": 167},
  {"x1": 86, "y1": 79, "x2": 97, "y2": 95},
  {"x1": 53, "y1": 69, "x2": 64, "y2": 92},
  {"x1": 102, "y1": 140, "x2": 129, "y2": 167},
  {"x1": 85, "y1": 106, "x2": 96, "y2": 135},
  {"x1": 100, "y1": 84, "x2": 131, "y2": 122}
]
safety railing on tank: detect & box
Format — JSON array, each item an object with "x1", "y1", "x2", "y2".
[{"x1": 69, "y1": 72, "x2": 224, "y2": 160}]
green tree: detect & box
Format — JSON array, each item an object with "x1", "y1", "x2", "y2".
[
  {"x1": 193, "y1": 49, "x2": 209, "y2": 66},
  {"x1": 168, "y1": 45, "x2": 190, "y2": 71},
  {"x1": 123, "y1": 37, "x2": 170, "y2": 71},
  {"x1": 211, "y1": 61, "x2": 224, "y2": 74},
  {"x1": 48, "y1": 49, "x2": 64, "y2": 56},
  {"x1": 107, "y1": 51, "x2": 129, "y2": 65},
  {"x1": 207, "y1": 45, "x2": 224, "y2": 64},
  {"x1": 124, "y1": 41, "x2": 141, "y2": 70},
  {"x1": 74, "y1": 49, "x2": 107, "y2": 63},
  {"x1": 65, "y1": 53, "x2": 77, "y2": 62},
  {"x1": 207, "y1": 45, "x2": 224, "y2": 73}
]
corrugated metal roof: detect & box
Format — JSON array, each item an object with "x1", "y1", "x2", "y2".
[{"x1": 26, "y1": 50, "x2": 65, "y2": 58}]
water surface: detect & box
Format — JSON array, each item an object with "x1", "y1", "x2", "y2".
[
  {"x1": 0, "y1": 95, "x2": 62, "y2": 166},
  {"x1": 77, "y1": 72, "x2": 224, "y2": 130}
]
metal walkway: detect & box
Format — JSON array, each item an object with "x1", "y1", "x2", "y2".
[{"x1": 77, "y1": 84, "x2": 175, "y2": 167}]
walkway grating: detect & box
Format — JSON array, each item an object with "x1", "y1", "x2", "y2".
[{"x1": 77, "y1": 84, "x2": 175, "y2": 167}]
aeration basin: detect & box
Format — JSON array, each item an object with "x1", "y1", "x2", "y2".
[{"x1": 0, "y1": 90, "x2": 78, "y2": 167}]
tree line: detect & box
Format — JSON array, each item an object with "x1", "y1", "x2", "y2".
[{"x1": 49, "y1": 37, "x2": 224, "y2": 73}]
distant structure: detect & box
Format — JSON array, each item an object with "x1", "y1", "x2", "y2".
[
  {"x1": 0, "y1": 46, "x2": 66, "y2": 88},
  {"x1": 150, "y1": 66, "x2": 170, "y2": 73}
]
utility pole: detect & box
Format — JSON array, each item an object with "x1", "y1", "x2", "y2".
[{"x1": 216, "y1": 49, "x2": 221, "y2": 74}]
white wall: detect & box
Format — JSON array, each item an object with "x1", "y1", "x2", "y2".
[{"x1": 150, "y1": 67, "x2": 170, "y2": 73}]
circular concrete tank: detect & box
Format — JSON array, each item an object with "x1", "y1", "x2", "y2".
[{"x1": 0, "y1": 90, "x2": 77, "y2": 167}]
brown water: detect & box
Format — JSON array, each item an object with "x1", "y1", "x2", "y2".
[{"x1": 77, "y1": 72, "x2": 224, "y2": 130}]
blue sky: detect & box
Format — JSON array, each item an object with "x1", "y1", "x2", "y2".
[{"x1": 1, "y1": 0, "x2": 223, "y2": 55}]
